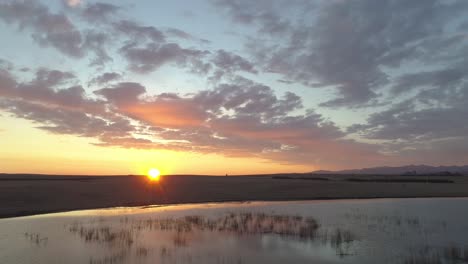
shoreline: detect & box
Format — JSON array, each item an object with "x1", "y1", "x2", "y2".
[{"x1": 3, "y1": 195, "x2": 468, "y2": 220}]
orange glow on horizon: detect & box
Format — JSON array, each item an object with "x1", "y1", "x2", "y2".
[{"x1": 0, "y1": 115, "x2": 316, "y2": 175}]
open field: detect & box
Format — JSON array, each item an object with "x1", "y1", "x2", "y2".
[{"x1": 1, "y1": 173, "x2": 468, "y2": 218}]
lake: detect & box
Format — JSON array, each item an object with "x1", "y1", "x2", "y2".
[{"x1": 1, "y1": 198, "x2": 468, "y2": 264}]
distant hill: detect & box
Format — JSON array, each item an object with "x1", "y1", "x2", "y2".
[{"x1": 312, "y1": 165, "x2": 468, "y2": 175}]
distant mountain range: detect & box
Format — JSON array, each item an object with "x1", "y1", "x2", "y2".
[{"x1": 312, "y1": 165, "x2": 468, "y2": 175}]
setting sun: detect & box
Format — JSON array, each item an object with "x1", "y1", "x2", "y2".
[{"x1": 148, "y1": 168, "x2": 161, "y2": 181}]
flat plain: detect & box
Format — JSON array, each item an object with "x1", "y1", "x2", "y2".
[{"x1": 1, "y1": 173, "x2": 468, "y2": 218}]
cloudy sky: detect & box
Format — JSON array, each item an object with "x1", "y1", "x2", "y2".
[{"x1": 1, "y1": 0, "x2": 468, "y2": 175}]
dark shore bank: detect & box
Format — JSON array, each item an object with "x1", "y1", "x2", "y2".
[{"x1": 1, "y1": 173, "x2": 468, "y2": 218}]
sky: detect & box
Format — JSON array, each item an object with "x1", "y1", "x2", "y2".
[{"x1": 1, "y1": 0, "x2": 468, "y2": 175}]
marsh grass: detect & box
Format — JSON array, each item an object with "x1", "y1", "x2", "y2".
[
  {"x1": 443, "y1": 245, "x2": 468, "y2": 262},
  {"x1": 24, "y1": 232, "x2": 48, "y2": 246},
  {"x1": 135, "y1": 247, "x2": 149, "y2": 257},
  {"x1": 132, "y1": 213, "x2": 320, "y2": 239},
  {"x1": 88, "y1": 250, "x2": 126, "y2": 264},
  {"x1": 68, "y1": 224, "x2": 134, "y2": 246},
  {"x1": 66, "y1": 212, "x2": 359, "y2": 262},
  {"x1": 403, "y1": 245, "x2": 468, "y2": 264}
]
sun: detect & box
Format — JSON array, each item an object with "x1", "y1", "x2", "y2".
[{"x1": 147, "y1": 168, "x2": 161, "y2": 181}]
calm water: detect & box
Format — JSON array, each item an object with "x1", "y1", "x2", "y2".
[{"x1": 1, "y1": 198, "x2": 468, "y2": 264}]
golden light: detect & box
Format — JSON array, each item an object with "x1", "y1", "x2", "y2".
[{"x1": 147, "y1": 168, "x2": 161, "y2": 181}]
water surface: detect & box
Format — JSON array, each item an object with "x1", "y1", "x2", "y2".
[{"x1": 1, "y1": 198, "x2": 468, "y2": 264}]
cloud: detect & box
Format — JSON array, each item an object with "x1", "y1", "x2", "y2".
[
  {"x1": 64, "y1": 0, "x2": 82, "y2": 8},
  {"x1": 89, "y1": 72, "x2": 122, "y2": 86},
  {"x1": 194, "y1": 77, "x2": 301, "y2": 120},
  {"x1": 0, "y1": 0, "x2": 116, "y2": 64},
  {"x1": 166, "y1": 28, "x2": 210, "y2": 44},
  {"x1": 113, "y1": 19, "x2": 166, "y2": 43},
  {"x1": 0, "y1": 68, "x2": 134, "y2": 141},
  {"x1": 94, "y1": 76, "x2": 382, "y2": 167},
  {"x1": 119, "y1": 42, "x2": 209, "y2": 73},
  {"x1": 94, "y1": 82, "x2": 146, "y2": 103},
  {"x1": 0, "y1": 64, "x2": 382, "y2": 168},
  {"x1": 111, "y1": 20, "x2": 215, "y2": 74},
  {"x1": 3, "y1": 0, "x2": 468, "y2": 169},
  {"x1": 391, "y1": 67, "x2": 467, "y2": 95},
  {"x1": 347, "y1": 82, "x2": 468, "y2": 166},
  {"x1": 0, "y1": 0, "x2": 84, "y2": 57},
  {"x1": 120, "y1": 99, "x2": 208, "y2": 129},
  {"x1": 211, "y1": 50, "x2": 258, "y2": 77},
  {"x1": 211, "y1": 0, "x2": 304, "y2": 35},
  {"x1": 0, "y1": 1, "x2": 259, "y2": 79},
  {"x1": 214, "y1": 0, "x2": 468, "y2": 107},
  {"x1": 2, "y1": 99, "x2": 131, "y2": 137},
  {"x1": 95, "y1": 83, "x2": 207, "y2": 128},
  {"x1": 0, "y1": 68, "x2": 105, "y2": 113},
  {"x1": 350, "y1": 84, "x2": 468, "y2": 141},
  {"x1": 81, "y1": 2, "x2": 120, "y2": 22}
]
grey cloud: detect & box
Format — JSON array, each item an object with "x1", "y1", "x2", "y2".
[
  {"x1": 2, "y1": 100, "x2": 124, "y2": 137},
  {"x1": 350, "y1": 84, "x2": 468, "y2": 141},
  {"x1": 0, "y1": 1, "x2": 261, "y2": 79},
  {"x1": 195, "y1": 77, "x2": 301, "y2": 120},
  {"x1": 34, "y1": 68, "x2": 75, "y2": 86},
  {"x1": 353, "y1": 107, "x2": 468, "y2": 140},
  {"x1": 94, "y1": 82, "x2": 146, "y2": 104},
  {"x1": 388, "y1": 137, "x2": 468, "y2": 166},
  {"x1": 113, "y1": 20, "x2": 165, "y2": 43},
  {"x1": 211, "y1": 0, "x2": 305, "y2": 35},
  {"x1": 215, "y1": 0, "x2": 468, "y2": 108},
  {"x1": 391, "y1": 67, "x2": 467, "y2": 95},
  {"x1": 0, "y1": 68, "x2": 107, "y2": 113},
  {"x1": 89, "y1": 72, "x2": 122, "y2": 86},
  {"x1": 0, "y1": 0, "x2": 83, "y2": 57},
  {"x1": 81, "y1": 2, "x2": 120, "y2": 22},
  {"x1": 82, "y1": 30, "x2": 112, "y2": 66},
  {"x1": 31, "y1": 15, "x2": 81, "y2": 57},
  {"x1": 166, "y1": 28, "x2": 193, "y2": 39},
  {"x1": 1, "y1": 98, "x2": 137, "y2": 146},
  {"x1": 166, "y1": 28, "x2": 210, "y2": 44},
  {"x1": 277, "y1": 79, "x2": 294, "y2": 84},
  {"x1": 0, "y1": 67, "x2": 138, "y2": 145},
  {"x1": 0, "y1": 1, "x2": 117, "y2": 64},
  {"x1": 0, "y1": 67, "x2": 17, "y2": 96},
  {"x1": 211, "y1": 50, "x2": 257, "y2": 75},
  {"x1": 1, "y1": 1, "x2": 201, "y2": 70},
  {"x1": 119, "y1": 42, "x2": 209, "y2": 73}
]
